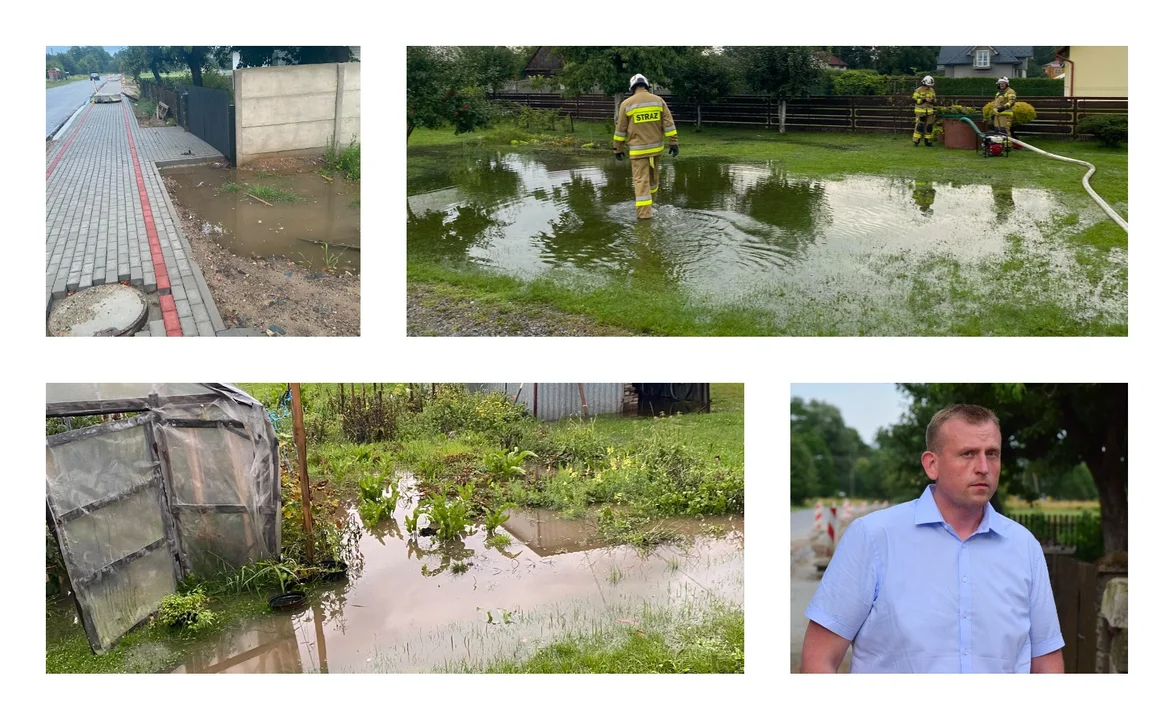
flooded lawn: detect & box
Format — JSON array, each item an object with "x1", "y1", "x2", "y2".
[
  {"x1": 50, "y1": 476, "x2": 742, "y2": 673},
  {"x1": 164, "y1": 164, "x2": 360, "y2": 275},
  {"x1": 408, "y1": 148, "x2": 1126, "y2": 334}
]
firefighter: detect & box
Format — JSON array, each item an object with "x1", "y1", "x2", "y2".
[
  {"x1": 912, "y1": 75, "x2": 936, "y2": 146},
  {"x1": 992, "y1": 77, "x2": 1017, "y2": 138},
  {"x1": 613, "y1": 73, "x2": 679, "y2": 220}
]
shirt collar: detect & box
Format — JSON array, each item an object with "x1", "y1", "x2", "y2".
[{"x1": 915, "y1": 484, "x2": 1010, "y2": 537}]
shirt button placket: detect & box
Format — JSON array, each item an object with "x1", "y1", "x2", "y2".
[{"x1": 959, "y1": 542, "x2": 972, "y2": 672}]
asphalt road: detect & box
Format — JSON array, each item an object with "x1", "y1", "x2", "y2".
[{"x1": 46, "y1": 75, "x2": 102, "y2": 139}]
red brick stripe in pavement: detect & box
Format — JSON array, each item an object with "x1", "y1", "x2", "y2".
[
  {"x1": 45, "y1": 78, "x2": 108, "y2": 179},
  {"x1": 120, "y1": 100, "x2": 182, "y2": 336}
]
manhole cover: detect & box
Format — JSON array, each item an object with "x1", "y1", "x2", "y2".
[{"x1": 48, "y1": 284, "x2": 148, "y2": 337}]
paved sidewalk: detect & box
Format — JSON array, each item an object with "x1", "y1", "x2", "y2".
[{"x1": 45, "y1": 77, "x2": 226, "y2": 337}]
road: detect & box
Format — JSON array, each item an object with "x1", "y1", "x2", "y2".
[{"x1": 46, "y1": 75, "x2": 102, "y2": 139}]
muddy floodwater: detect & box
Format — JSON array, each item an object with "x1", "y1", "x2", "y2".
[
  {"x1": 408, "y1": 148, "x2": 1126, "y2": 334},
  {"x1": 164, "y1": 165, "x2": 360, "y2": 274},
  {"x1": 51, "y1": 476, "x2": 743, "y2": 673}
]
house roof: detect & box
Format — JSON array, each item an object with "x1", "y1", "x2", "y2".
[
  {"x1": 525, "y1": 46, "x2": 564, "y2": 76},
  {"x1": 814, "y1": 51, "x2": 847, "y2": 67},
  {"x1": 937, "y1": 46, "x2": 1033, "y2": 65}
]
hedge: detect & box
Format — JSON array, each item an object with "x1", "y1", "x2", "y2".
[{"x1": 812, "y1": 71, "x2": 1065, "y2": 97}]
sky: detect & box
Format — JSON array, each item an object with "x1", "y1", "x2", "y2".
[
  {"x1": 790, "y1": 383, "x2": 910, "y2": 446},
  {"x1": 45, "y1": 47, "x2": 126, "y2": 55}
]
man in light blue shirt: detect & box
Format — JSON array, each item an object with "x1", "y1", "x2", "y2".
[{"x1": 801, "y1": 404, "x2": 1065, "y2": 673}]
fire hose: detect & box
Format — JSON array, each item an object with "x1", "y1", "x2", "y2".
[{"x1": 957, "y1": 116, "x2": 1127, "y2": 232}]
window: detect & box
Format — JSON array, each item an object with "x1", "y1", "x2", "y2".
[{"x1": 975, "y1": 49, "x2": 991, "y2": 68}]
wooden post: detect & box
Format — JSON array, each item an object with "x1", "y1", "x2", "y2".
[
  {"x1": 289, "y1": 383, "x2": 314, "y2": 563},
  {"x1": 577, "y1": 383, "x2": 589, "y2": 419}
]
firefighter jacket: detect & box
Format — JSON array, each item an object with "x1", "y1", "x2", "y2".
[
  {"x1": 994, "y1": 87, "x2": 1017, "y2": 113},
  {"x1": 613, "y1": 89, "x2": 678, "y2": 158},
  {"x1": 913, "y1": 85, "x2": 936, "y2": 114}
]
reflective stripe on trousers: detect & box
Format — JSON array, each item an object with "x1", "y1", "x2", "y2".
[{"x1": 631, "y1": 155, "x2": 660, "y2": 218}]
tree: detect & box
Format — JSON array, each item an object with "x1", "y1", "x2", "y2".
[
  {"x1": 828, "y1": 46, "x2": 877, "y2": 70},
  {"x1": 222, "y1": 46, "x2": 357, "y2": 68},
  {"x1": 791, "y1": 436, "x2": 819, "y2": 506},
  {"x1": 406, "y1": 47, "x2": 490, "y2": 141},
  {"x1": 873, "y1": 46, "x2": 941, "y2": 76},
  {"x1": 888, "y1": 384, "x2": 1127, "y2": 555},
  {"x1": 168, "y1": 46, "x2": 214, "y2": 87},
  {"x1": 791, "y1": 398, "x2": 869, "y2": 498},
  {"x1": 550, "y1": 46, "x2": 695, "y2": 121},
  {"x1": 1028, "y1": 46, "x2": 1058, "y2": 78},
  {"x1": 729, "y1": 46, "x2": 823, "y2": 133},
  {"x1": 666, "y1": 50, "x2": 735, "y2": 131},
  {"x1": 458, "y1": 46, "x2": 522, "y2": 95}
]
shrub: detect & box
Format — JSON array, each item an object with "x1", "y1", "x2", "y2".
[
  {"x1": 831, "y1": 69, "x2": 888, "y2": 96},
  {"x1": 324, "y1": 136, "x2": 361, "y2": 182},
  {"x1": 339, "y1": 385, "x2": 403, "y2": 443},
  {"x1": 157, "y1": 588, "x2": 218, "y2": 633},
  {"x1": 982, "y1": 100, "x2": 1037, "y2": 126},
  {"x1": 1077, "y1": 114, "x2": 1127, "y2": 147},
  {"x1": 444, "y1": 87, "x2": 493, "y2": 135}
]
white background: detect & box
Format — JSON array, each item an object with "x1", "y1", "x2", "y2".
[{"x1": 6, "y1": 4, "x2": 1143, "y2": 716}]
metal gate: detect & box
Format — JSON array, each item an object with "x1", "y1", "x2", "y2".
[
  {"x1": 45, "y1": 414, "x2": 181, "y2": 654},
  {"x1": 182, "y1": 85, "x2": 235, "y2": 162}
]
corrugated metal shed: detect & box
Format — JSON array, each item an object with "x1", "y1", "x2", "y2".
[{"x1": 466, "y1": 383, "x2": 625, "y2": 421}]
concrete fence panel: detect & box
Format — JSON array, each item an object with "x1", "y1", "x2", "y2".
[{"x1": 234, "y1": 62, "x2": 361, "y2": 167}]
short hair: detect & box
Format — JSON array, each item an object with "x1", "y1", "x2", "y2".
[{"x1": 925, "y1": 404, "x2": 1000, "y2": 452}]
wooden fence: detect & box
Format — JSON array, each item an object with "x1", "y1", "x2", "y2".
[
  {"x1": 1045, "y1": 552, "x2": 1098, "y2": 673},
  {"x1": 491, "y1": 93, "x2": 1127, "y2": 139}
]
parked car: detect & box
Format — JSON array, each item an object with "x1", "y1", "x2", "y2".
[{"x1": 89, "y1": 72, "x2": 100, "y2": 81}]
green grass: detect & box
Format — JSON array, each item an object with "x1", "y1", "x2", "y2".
[
  {"x1": 325, "y1": 137, "x2": 361, "y2": 182},
  {"x1": 451, "y1": 603, "x2": 744, "y2": 673},
  {"x1": 134, "y1": 98, "x2": 157, "y2": 120},
  {"x1": 220, "y1": 181, "x2": 242, "y2": 193},
  {"x1": 247, "y1": 184, "x2": 302, "y2": 203}
]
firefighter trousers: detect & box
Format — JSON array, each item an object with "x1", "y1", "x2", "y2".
[
  {"x1": 994, "y1": 111, "x2": 1013, "y2": 137},
  {"x1": 913, "y1": 111, "x2": 935, "y2": 141},
  {"x1": 631, "y1": 155, "x2": 661, "y2": 219}
]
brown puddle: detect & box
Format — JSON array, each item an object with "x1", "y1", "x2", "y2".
[
  {"x1": 162, "y1": 164, "x2": 360, "y2": 274},
  {"x1": 169, "y1": 476, "x2": 743, "y2": 673}
]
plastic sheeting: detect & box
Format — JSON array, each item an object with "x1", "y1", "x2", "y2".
[{"x1": 46, "y1": 384, "x2": 279, "y2": 653}]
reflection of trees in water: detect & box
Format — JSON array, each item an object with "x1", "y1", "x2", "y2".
[
  {"x1": 534, "y1": 173, "x2": 630, "y2": 270},
  {"x1": 911, "y1": 180, "x2": 937, "y2": 216},
  {"x1": 448, "y1": 153, "x2": 523, "y2": 206},
  {"x1": 665, "y1": 157, "x2": 738, "y2": 209},
  {"x1": 736, "y1": 165, "x2": 829, "y2": 237},
  {"x1": 407, "y1": 201, "x2": 508, "y2": 262}
]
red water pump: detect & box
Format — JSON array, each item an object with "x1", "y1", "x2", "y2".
[{"x1": 982, "y1": 134, "x2": 1012, "y2": 158}]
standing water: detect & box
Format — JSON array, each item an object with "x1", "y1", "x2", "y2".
[
  {"x1": 408, "y1": 148, "x2": 1124, "y2": 334},
  {"x1": 164, "y1": 165, "x2": 360, "y2": 274}
]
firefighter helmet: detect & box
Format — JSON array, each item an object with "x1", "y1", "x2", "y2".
[
  {"x1": 998, "y1": 76, "x2": 1010, "y2": 86},
  {"x1": 629, "y1": 73, "x2": 650, "y2": 90},
  {"x1": 921, "y1": 75, "x2": 934, "y2": 86}
]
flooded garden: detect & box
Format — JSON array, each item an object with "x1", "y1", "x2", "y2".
[
  {"x1": 46, "y1": 383, "x2": 744, "y2": 673},
  {"x1": 407, "y1": 129, "x2": 1127, "y2": 336}
]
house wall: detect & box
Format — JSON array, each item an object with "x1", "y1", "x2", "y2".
[
  {"x1": 945, "y1": 62, "x2": 1024, "y2": 79},
  {"x1": 233, "y1": 62, "x2": 360, "y2": 167},
  {"x1": 1065, "y1": 46, "x2": 1127, "y2": 97}
]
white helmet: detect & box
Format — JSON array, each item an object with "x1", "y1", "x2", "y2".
[
  {"x1": 997, "y1": 76, "x2": 1010, "y2": 86},
  {"x1": 629, "y1": 73, "x2": 649, "y2": 90},
  {"x1": 921, "y1": 75, "x2": 934, "y2": 86}
]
